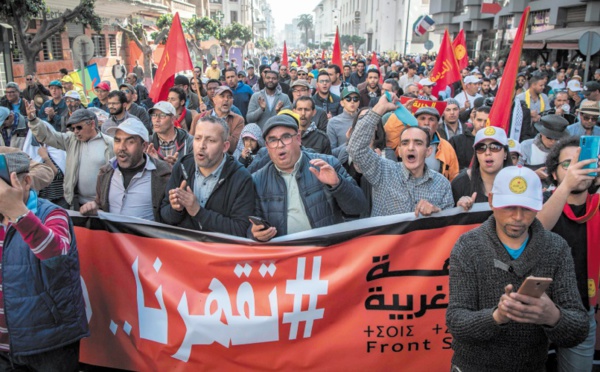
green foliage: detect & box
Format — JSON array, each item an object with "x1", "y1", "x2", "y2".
[
  {"x1": 255, "y1": 38, "x2": 274, "y2": 50},
  {"x1": 187, "y1": 15, "x2": 220, "y2": 41},
  {"x1": 296, "y1": 14, "x2": 313, "y2": 45},
  {"x1": 219, "y1": 22, "x2": 252, "y2": 48},
  {"x1": 321, "y1": 41, "x2": 332, "y2": 49},
  {"x1": 307, "y1": 42, "x2": 319, "y2": 49},
  {"x1": 340, "y1": 34, "x2": 366, "y2": 48}
]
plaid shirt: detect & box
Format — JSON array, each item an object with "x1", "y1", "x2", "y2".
[{"x1": 347, "y1": 110, "x2": 454, "y2": 216}]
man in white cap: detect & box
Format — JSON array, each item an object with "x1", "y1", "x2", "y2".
[
  {"x1": 566, "y1": 79, "x2": 584, "y2": 113},
  {"x1": 60, "y1": 90, "x2": 84, "y2": 132},
  {"x1": 147, "y1": 101, "x2": 193, "y2": 166},
  {"x1": 80, "y1": 118, "x2": 171, "y2": 221},
  {"x1": 454, "y1": 75, "x2": 482, "y2": 111},
  {"x1": 447, "y1": 165, "x2": 588, "y2": 371},
  {"x1": 418, "y1": 78, "x2": 437, "y2": 101}
]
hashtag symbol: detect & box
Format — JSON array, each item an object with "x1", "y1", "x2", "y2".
[{"x1": 282, "y1": 256, "x2": 328, "y2": 340}]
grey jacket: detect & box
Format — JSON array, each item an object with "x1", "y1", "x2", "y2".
[
  {"x1": 447, "y1": 216, "x2": 588, "y2": 372},
  {"x1": 246, "y1": 87, "x2": 292, "y2": 129},
  {"x1": 28, "y1": 117, "x2": 114, "y2": 205}
]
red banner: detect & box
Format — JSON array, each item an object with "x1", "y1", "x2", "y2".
[
  {"x1": 400, "y1": 96, "x2": 448, "y2": 116},
  {"x1": 430, "y1": 29, "x2": 462, "y2": 97},
  {"x1": 74, "y1": 209, "x2": 493, "y2": 370},
  {"x1": 452, "y1": 29, "x2": 468, "y2": 70}
]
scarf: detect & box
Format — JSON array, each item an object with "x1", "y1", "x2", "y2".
[
  {"x1": 562, "y1": 193, "x2": 600, "y2": 307},
  {"x1": 173, "y1": 107, "x2": 187, "y2": 129},
  {"x1": 509, "y1": 97, "x2": 523, "y2": 140},
  {"x1": 525, "y1": 90, "x2": 545, "y2": 112}
]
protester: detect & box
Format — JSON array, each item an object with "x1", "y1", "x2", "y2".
[
  {"x1": 112, "y1": 59, "x2": 127, "y2": 87},
  {"x1": 347, "y1": 95, "x2": 453, "y2": 216},
  {"x1": 291, "y1": 98, "x2": 331, "y2": 154},
  {"x1": 0, "y1": 107, "x2": 27, "y2": 149},
  {"x1": 232, "y1": 124, "x2": 264, "y2": 168},
  {"x1": 521, "y1": 115, "x2": 569, "y2": 183},
  {"x1": 194, "y1": 86, "x2": 244, "y2": 154},
  {"x1": 225, "y1": 67, "x2": 253, "y2": 118},
  {"x1": 447, "y1": 165, "x2": 588, "y2": 371},
  {"x1": 327, "y1": 86, "x2": 360, "y2": 155},
  {"x1": 250, "y1": 115, "x2": 367, "y2": 241},
  {"x1": 80, "y1": 118, "x2": 171, "y2": 221},
  {"x1": 88, "y1": 81, "x2": 110, "y2": 113},
  {"x1": 173, "y1": 75, "x2": 200, "y2": 112},
  {"x1": 147, "y1": 101, "x2": 193, "y2": 166},
  {"x1": 60, "y1": 90, "x2": 84, "y2": 132},
  {"x1": 0, "y1": 82, "x2": 27, "y2": 117},
  {"x1": 101, "y1": 91, "x2": 136, "y2": 135},
  {"x1": 160, "y1": 116, "x2": 254, "y2": 236},
  {"x1": 38, "y1": 80, "x2": 67, "y2": 131},
  {"x1": 247, "y1": 70, "x2": 292, "y2": 129},
  {"x1": 452, "y1": 126, "x2": 511, "y2": 210},
  {"x1": 0, "y1": 151, "x2": 88, "y2": 370},
  {"x1": 358, "y1": 68, "x2": 382, "y2": 108},
  {"x1": 27, "y1": 103, "x2": 114, "y2": 209},
  {"x1": 21, "y1": 74, "x2": 50, "y2": 110},
  {"x1": 450, "y1": 105, "x2": 490, "y2": 170},
  {"x1": 566, "y1": 100, "x2": 600, "y2": 136},
  {"x1": 120, "y1": 83, "x2": 151, "y2": 133},
  {"x1": 312, "y1": 71, "x2": 342, "y2": 118},
  {"x1": 290, "y1": 80, "x2": 328, "y2": 131}
]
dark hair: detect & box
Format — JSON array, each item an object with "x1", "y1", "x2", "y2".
[
  {"x1": 400, "y1": 126, "x2": 431, "y2": 147},
  {"x1": 293, "y1": 96, "x2": 315, "y2": 110},
  {"x1": 546, "y1": 136, "x2": 580, "y2": 186},
  {"x1": 469, "y1": 143, "x2": 510, "y2": 196},
  {"x1": 317, "y1": 71, "x2": 330, "y2": 81},
  {"x1": 367, "y1": 68, "x2": 380, "y2": 77},
  {"x1": 529, "y1": 75, "x2": 544, "y2": 85},
  {"x1": 206, "y1": 79, "x2": 221, "y2": 87},
  {"x1": 259, "y1": 64, "x2": 270, "y2": 74},
  {"x1": 327, "y1": 65, "x2": 341, "y2": 74},
  {"x1": 60, "y1": 68, "x2": 69, "y2": 75},
  {"x1": 383, "y1": 79, "x2": 399, "y2": 93},
  {"x1": 169, "y1": 87, "x2": 186, "y2": 102},
  {"x1": 482, "y1": 77, "x2": 490, "y2": 83},
  {"x1": 224, "y1": 67, "x2": 237, "y2": 75},
  {"x1": 108, "y1": 90, "x2": 127, "y2": 104},
  {"x1": 356, "y1": 60, "x2": 366, "y2": 67},
  {"x1": 264, "y1": 70, "x2": 278, "y2": 78},
  {"x1": 475, "y1": 105, "x2": 491, "y2": 115}
]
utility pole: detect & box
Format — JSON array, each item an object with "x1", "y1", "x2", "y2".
[{"x1": 403, "y1": 0, "x2": 411, "y2": 56}]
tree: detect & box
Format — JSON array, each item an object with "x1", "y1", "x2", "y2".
[
  {"x1": 340, "y1": 35, "x2": 352, "y2": 47},
  {"x1": 321, "y1": 41, "x2": 332, "y2": 50},
  {"x1": 117, "y1": 19, "x2": 153, "y2": 83},
  {"x1": 297, "y1": 14, "x2": 313, "y2": 46},
  {"x1": 255, "y1": 38, "x2": 274, "y2": 51},
  {"x1": 0, "y1": 0, "x2": 102, "y2": 75},
  {"x1": 219, "y1": 22, "x2": 252, "y2": 58},
  {"x1": 351, "y1": 35, "x2": 366, "y2": 49}
]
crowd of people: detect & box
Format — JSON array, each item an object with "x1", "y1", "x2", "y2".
[{"x1": 0, "y1": 50, "x2": 600, "y2": 369}]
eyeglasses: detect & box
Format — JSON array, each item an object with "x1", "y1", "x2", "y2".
[
  {"x1": 266, "y1": 133, "x2": 296, "y2": 148},
  {"x1": 581, "y1": 114, "x2": 599, "y2": 122},
  {"x1": 65, "y1": 99, "x2": 78, "y2": 104},
  {"x1": 298, "y1": 73, "x2": 308, "y2": 76},
  {"x1": 474, "y1": 142, "x2": 504, "y2": 154},
  {"x1": 120, "y1": 89, "x2": 131, "y2": 94},
  {"x1": 68, "y1": 125, "x2": 85, "y2": 132},
  {"x1": 150, "y1": 113, "x2": 170, "y2": 119},
  {"x1": 559, "y1": 159, "x2": 571, "y2": 170},
  {"x1": 344, "y1": 96, "x2": 360, "y2": 102},
  {"x1": 26, "y1": 78, "x2": 33, "y2": 81}
]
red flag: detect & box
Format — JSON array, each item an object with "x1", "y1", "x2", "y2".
[
  {"x1": 487, "y1": 7, "x2": 530, "y2": 134},
  {"x1": 481, "y1": 0, "x2": 502, "y2": 14},
  {"x1": 452, "y1": 29, "x2": 468, "y2": 70},
  {"x1": 370, "y1": 51, "x2": 383, "y2": 84},
  {"x1": 282, "y1": 41, "x2": 288, "y2": 67},
  {"x1": 149, "y1": 13, "x2": 193, "y2": 103},
  {"x1": 296, "y1": 54, "x2": 301, "y2": 66},
  {"x1": 430, "y1": 30, "x2": 462, "y2": 97},
  {"x1": 331, "y1": 27, "x2": 342, "y2": 70},
  {"x1": 321, "y1": 49, "x2": 326, "y2": 61}
]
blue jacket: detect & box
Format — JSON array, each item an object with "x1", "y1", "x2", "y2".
[
  {"x1": 232, "y1": 81, "x2": 254, "y2": 119},
  {"x1": 3, "y1": 198, "x2": 88, "y2": 356},
  {"x1": 38, "y1": 98, "x2": 67, "y2": 132},
  {"x1": 251, "y1": 151, "x2": 368, "y2": 237},
  {"x1": 312, "y1": 93, "x2": 343, "y2": 117}
]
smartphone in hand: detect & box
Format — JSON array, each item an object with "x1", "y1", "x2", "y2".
[
  {"x1": 579, "y1": 136, "x2": 600, "y2": 177},
  {"x1": 0, "y1": 154, "x2": 11, "y2": 186},
  {"x1": 517, "y1": 276, "x2": 553, "y2": 298},
  {"x1": 249, "y1": 216, "x2": 271, "y2": 230}
]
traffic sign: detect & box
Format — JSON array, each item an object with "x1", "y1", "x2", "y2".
[
  {"x1": 579, "y1": 31, "x2": 600, "y2": 56},
  {"x1": 424, "y1": 40, "x2": 434, "y2": 51}
]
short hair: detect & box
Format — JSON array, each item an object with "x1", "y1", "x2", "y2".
[
  {"x1": 400, "y1": 126, "x2": 431, "y2": 147},
  {"x1": 482, "y1": 77, "x2": 490, "y2": 83},
  {"x1": 107, "y1": 90, "x2": 127, "y2": 104},
  {"x1": 475, "y1": 105, "x2": 491, "y2": 115},
  {"x1": 206, "y1": 79, "x2": 221, "y2": 87},
  {"x1": 259, "y1": 64, "x2": 270, "y2": 74},
  {"x1": 405, "y1": 83, "x2": 418, "y2": 91},
  {"x1": 194, "y1": 65, "x2": 202, "y2": 70},
  {"x1": 546, "y1": 136, "x2": 580, "y2": 186},
  {"x1": 356, "y1": 60, "x2": 366, "y2": 67},
  {"x1": 128, "y1": 74, "x2": 139, "y2": 82},
  {"x1": 327, "y1": 65, "x2": 341, "y2": 74},
  {"x1": 264, "y1": 70, "x2": 278, "y2": 78},
  {"x1": 293, "y1": 96, "x2": 315, "y2": 110},
  {"x1": 554, "y1": 91, "x2": 569, "y2": 100},
  {"x1": 60, "y1": 68, "x2": 69, "y2": 75},
  {"x1": 317, "y1": 71, "x2": 330, "y2": 81},
  {"x1": 367, "y1": 68, "x2": 380, "y2": 78},
  {"x1": 529, "y1": 75, "x2": 544, "y2": 85},
  {"x1": 195, "y1": 116, "x2": 230, "y2": 142},
  {"x1": 169, "y1": 87, "x2": 186, "y2": 102},
  {"x1": 383, "y1": 78, "x2": 399, "y2": 93},
  {"x1": 224, "y1": 67, "x2": 237, "y2": 75}
]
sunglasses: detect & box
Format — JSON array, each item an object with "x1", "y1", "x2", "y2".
[
  {"x1": 474, "y1": 142, "x2": 504, "y2": 154},
  {"x1": 581, "y1": 114, "x2": 599, "y2": 121},
  {"x1": 344, "y1": 96, "x2": 360, "y2": 102},
  {"x1": 26, "y1": 78, "x2": 33, "y2": 81},
  {"x1": 68, "y1": 125, "x2": 85, "y2": 132},
  {"x1": 120, "y1": 89, "x2": 131, "y2": 94}
]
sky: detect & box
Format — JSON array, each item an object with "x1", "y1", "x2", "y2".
[{"x1": 268, "y1": 0, "x2": 322, "y2": 33}]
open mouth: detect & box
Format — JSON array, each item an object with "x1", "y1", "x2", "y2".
[
  {"x1": 405, "y1": 154, "x2": 417, "y2": 163},
  {"x1": 485, "y1": 159, "x2": 494, "y2": 166}
]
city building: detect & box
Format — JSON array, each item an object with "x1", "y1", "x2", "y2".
[
  {"x1": 313, "y1": 0, "x2": 440, "y2": 54},
  {"x1": 207, "y1": 0, "x2": 274, "y2": 41},
  {"x1": 430, "y1": 0, "x2": 600, "y2": 67}
]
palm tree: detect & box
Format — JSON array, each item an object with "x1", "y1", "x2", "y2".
[{"x1": 297, "y1": 14, "x2": 313, "y2": 46}]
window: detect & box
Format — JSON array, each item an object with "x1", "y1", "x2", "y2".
[
  {"x1": 12, "y1": 35, "x2": 34, "y2": 63},
  {"x1": 42, "y1": 34, "x2": 64, "y2": 60},
  {"x1": 231, "y1": 11, "x2": 238, "y2": 23},
  {"x1": 92, "y1": 34, "x2": 106, "y2": 57},
  {"x1": 108, "y1": 34, "x2": 118, "y2": 56}
]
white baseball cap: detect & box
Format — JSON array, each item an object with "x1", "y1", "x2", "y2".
[
  {"x1": 148, "y1": 101, "x2": 176, "y2": 116},
  {"x1": 64, "y1": 90, "x2": 80, "y2": 100},
  {"x1": 567, "y1": 80, "x2": 582, "y2": 92},
  {"x1": 507, "y1": 138, "x2": 522, "y2": 156},
  {"x1": 491, "y1": 166, "x2": 543, "y2": 211},
  {"x1": 473, "y1": 126, "x2": 508, "y2": 147},
  {"x1": 106, "y1": 118, "x2": 149, "y2": 142},
  {"x1": 464, "y1": 76, "x2": 482, "y2": 84},
  {"x1": 419, "y1": 78, "x2": 435, "y2": 86}
]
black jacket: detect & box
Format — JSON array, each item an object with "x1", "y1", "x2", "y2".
[
  {"x1": 449, "y1": 131, "x2": 475, "y2": 171},
  {"x1": 160, "y1": 153, "x2": 255, "y2": 237}
]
